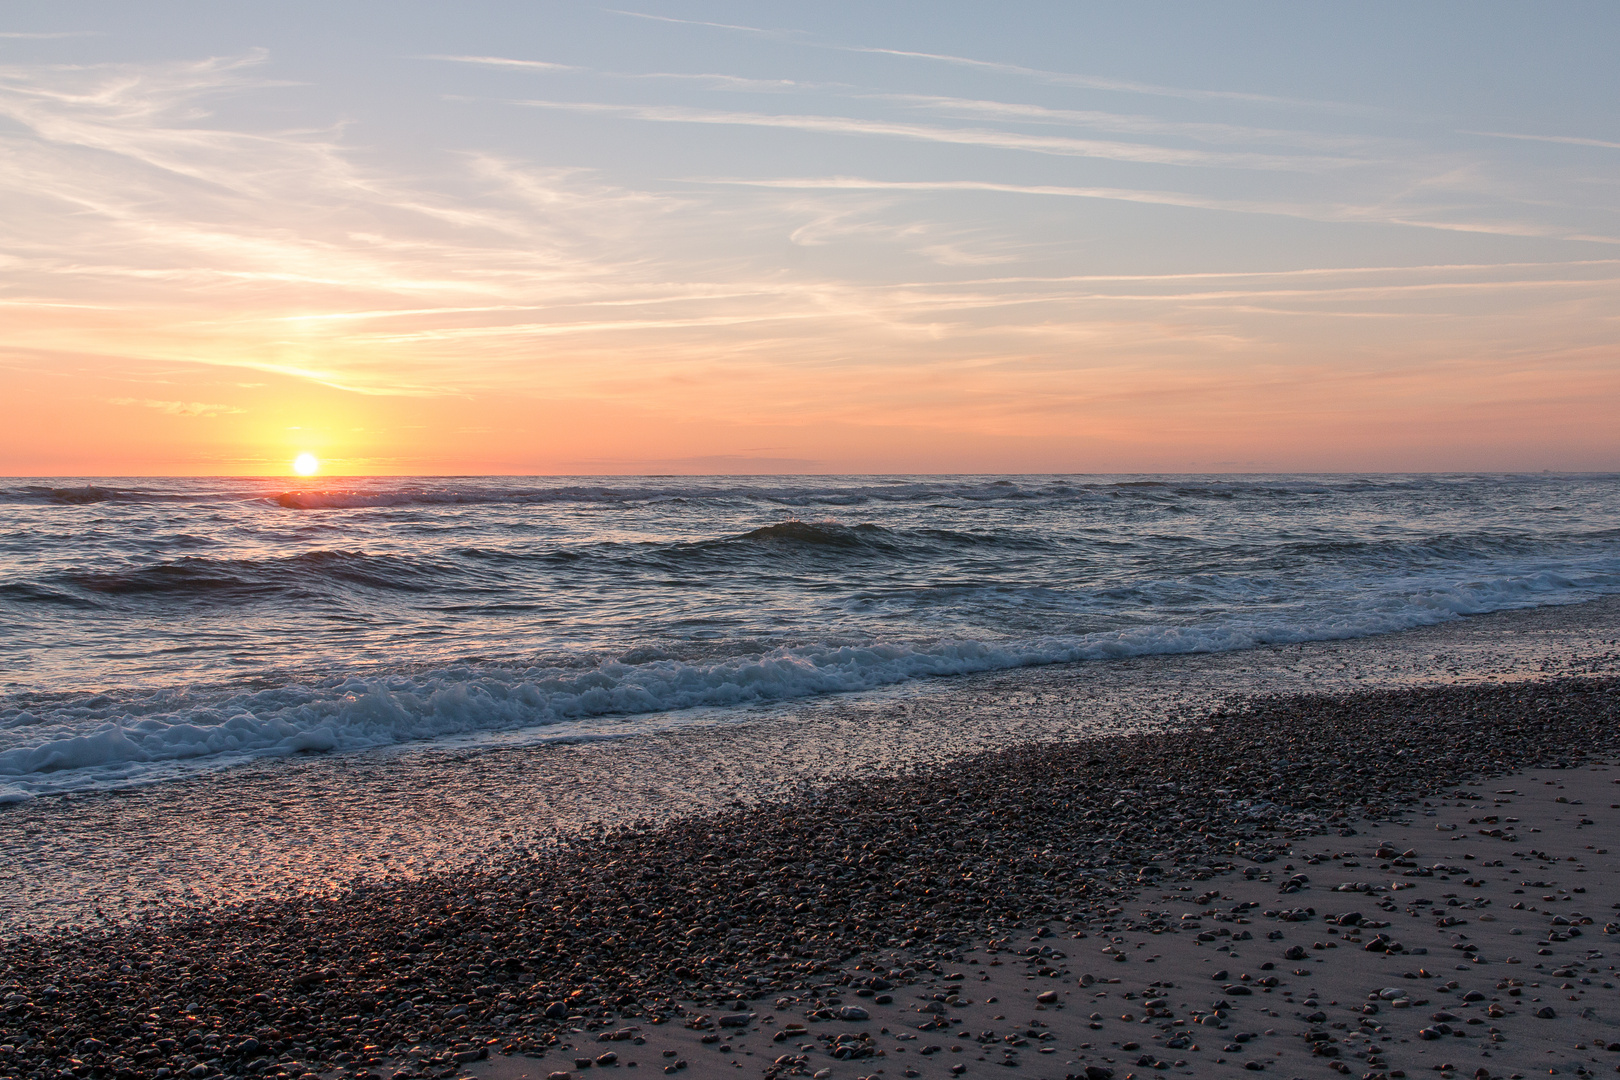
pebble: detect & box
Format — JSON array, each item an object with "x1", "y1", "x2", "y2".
[{"x1": 0, "y1": 676, "x2": 1613, "y2": 1080}]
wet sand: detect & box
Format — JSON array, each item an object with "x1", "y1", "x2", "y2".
[
  {"x1": 2, "y1": 668, "x2": 1617, "y2": 1080},
  {"x1": 5, "y1": 596, "x2": 1618, "y2": 931}
]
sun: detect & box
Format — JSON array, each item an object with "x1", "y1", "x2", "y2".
[{"x1": 292, "y1": 453, "x2": 320, "y2": 476}]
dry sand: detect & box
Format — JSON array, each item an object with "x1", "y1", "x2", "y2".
[{"x1": 468, "y1": 763, "x2": 1620, "y2": 1080}]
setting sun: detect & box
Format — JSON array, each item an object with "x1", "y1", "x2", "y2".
[{"x1": 292, "y1": 452, "x2": 319, "y2": 476}]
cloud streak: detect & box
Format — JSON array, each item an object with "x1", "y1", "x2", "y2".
[
  {"x1": 506, "y1": 99, "x2": 1353, "y2": 171},
  {"x1": 876, "y1": 93, "x2": 1377, "y2": 150},
  {"x1": 107, "y1": 397, "x2": 244, "y2": 417},
  {"x1": 602, "y1": 9, "x2": 792, "y2": 38},
  {"x1": 839, "y1": 45, "x2": 1372, "y2": 113},
  {"x1": 696, "y1": 176, "x2": 1620, "y2": 244},
  {"x1": 602, "y1": 9, "x2": 1369, "y2": 115},
  {"x1": 1467, "y1": 129, "x2": 1620, "y2": 152},
  {"x1": 419, "y1": 55, "x2": 578, "y2": 72}
]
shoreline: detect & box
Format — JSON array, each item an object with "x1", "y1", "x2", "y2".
[
  {"x1": 5, "y1": 595, "x2": 1619, "y2": 931},
  {"x1": 2, "y1": 674, "x2": 1617, "y2": 1080}
]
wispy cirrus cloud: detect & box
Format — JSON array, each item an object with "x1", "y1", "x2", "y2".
[
  {"x1": 426, "y1": 54, "x2": 802, "y2": 93},
  {"x1": 838, "y1": 45, "x2": 1374, "y2": 114},
  {"x1": 416, "y1": 54, "x2": 578, "y2": 72},
  {"x1": 0, "y1": 53, "x2": 726, "y2": 393},
  {"x1": 107, "y1": 397, "x2": 244, "y2": 417},
  {"x1": 416, "y1": 48, "x2": 1612, "y2": 249},
  {"x1": 504, "y1": 99, "x2": 1355, "y2": 171},
  {"x1": 602, "y1": 9, "x2": 793, "y2": 38},
  {"x1": 1466, "y1": 129, "x2": 1620, "y2": 152},
  {"x1": 697, "y1": 175, "x2": 1620, "y2": 245},
  {"x1": 876, "y1": 94, "x2": 1377, "y2": 150},
  {"x1": 601, "y1": 9, "x2": 1370, "y2": 115},
  {"x1": 912, "y1": 258, "x2": 1620, "y2": 286}
]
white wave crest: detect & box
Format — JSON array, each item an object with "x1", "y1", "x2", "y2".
[{"x1": 1, "y1": 563, "x2": 1612, "y2": 801}]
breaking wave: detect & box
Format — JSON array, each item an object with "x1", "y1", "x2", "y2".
[
  {"x1": 1, "y1": 557, "x2": 1615, "y2": 801},
  {"x1": 2, "y1": 471, "x2": 1617, "y2": 801}
]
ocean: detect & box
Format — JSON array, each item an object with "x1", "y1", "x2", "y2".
[{"x1": 3, "y1": 473, "x2": 1618, "y2": 809}]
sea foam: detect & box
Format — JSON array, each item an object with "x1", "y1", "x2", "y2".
[
  {"x1": 0, "y1": 560, "x2": 1611, "y2": 801},
  {"x1": 3, "y1": 473, "x2": 1618, "y2": 801}
]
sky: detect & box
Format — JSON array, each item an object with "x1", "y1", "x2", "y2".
[{"x1": 2, "y1": 1, "x2": 1618, "y2": 476}]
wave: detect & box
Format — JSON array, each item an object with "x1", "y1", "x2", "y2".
[
  {"x1": 271, "y1": 484, "x2": 759, "y2": 511},
  {"x1": 1, "y1": 560, "x2": 1614, "y2": 801},
  {"x1": 262, "y1": 476, "x2": 1452, "y2": 512},
  {"x1": 0, "y1": 530, "x2": 1000, "y2": 609},
  {"x1": 3, "y1": 474, "x2": 1604, "y2": 515},
  {"x1": 5, "y1": 520, "x2": 1612, "y2": 612},
  {"x1": 0, "y1": 484, "x2": 236, "y2": 506},
  {"x1": 0, "y1": 582, "x2": 100, "y2": 608},
  {"x1": 727, "y1": 520, "x2": 1033, "y2": 552},
  {"x1": 31, "y1": 550, "x2": 445, "y2": 605},
  {"x1": 733, "y1": 520, "x2": 899, "y2": 550},
  {"x1": 44, "y1": 485, "x2": 117, "y2": 505},
  {"x1": 2, "y1": 472, "x2": 1616, "y2": 802},
  {"x1": 0, "y1": 484, "x2": 137, "y2": 506}
]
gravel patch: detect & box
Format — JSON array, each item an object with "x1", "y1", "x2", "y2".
[{"x1": 1, "y1": 676, "x2": 1615, "y2": 1080}]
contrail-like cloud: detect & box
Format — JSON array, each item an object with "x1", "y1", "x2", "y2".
[
  {"x1": 418, "y1": 55, "x2": 578, "y2": 72},
  {"x1": 697, "y1": 176, "x2": 1620, "y2": 245},
  {"x1": 505, "y1": 100, "x2": 1354, "y2": 171},
  {"x1": 602, "y1": 9, "x2": 793, "y2": 37},
  {"x1": 1466, "y1": 129, "x2": 1620, "y2": 151},
  {"x1": 106, "y1": 397, "x2": 245, "y2": 417},
  {"x1": 602, "y1": 9, "x2": 1372, "y2": 114},
  {"x1": 842, "y1": 45, "x2": 1367, "y2": 113}
]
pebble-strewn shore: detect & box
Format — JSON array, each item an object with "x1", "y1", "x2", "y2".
[{"x1": 1, "y1": 677, "x2": 1615, "y2": 1080}]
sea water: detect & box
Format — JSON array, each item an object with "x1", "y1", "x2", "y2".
[{"x1": 2, "y1": 473, "x2": 1618, "y2": 804}]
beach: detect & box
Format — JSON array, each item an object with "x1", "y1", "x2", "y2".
[
  {"x1": 5, "y1": 2, "x2": 1619, "y2": 1074},
  {"x1": 3, "y1": 597, "x2": 1619, "y2": 1080},
  {"x1": 6, "y1": 0, "x2": 1620, "y2": 1072},
  {"x1": 6, "y1": 590, "x2": 1619, "y2": 932}
]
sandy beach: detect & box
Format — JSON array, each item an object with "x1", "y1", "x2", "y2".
[
  {"x1": 3, "y1": 655, "x2": 1618, "y2": 1080},
  {"x1": 462, "y1": 758, "x2": 1620, "y2": 1080}
]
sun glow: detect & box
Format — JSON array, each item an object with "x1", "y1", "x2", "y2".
[{"x1": 292, "y1": 453, "x2": 319, "y2": 476}]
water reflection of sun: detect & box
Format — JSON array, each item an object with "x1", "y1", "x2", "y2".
[{"x1": 292, "y1": 453, "x2": 319, "y2": 476}]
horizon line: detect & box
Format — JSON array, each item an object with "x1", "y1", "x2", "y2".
[{"x1": 2, "y1": 469, "x2": 1610, "y2": 480}]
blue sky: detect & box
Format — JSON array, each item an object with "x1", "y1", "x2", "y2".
[{"x1": 2, "y1": 2, "x2": 1618, "y2": 473}]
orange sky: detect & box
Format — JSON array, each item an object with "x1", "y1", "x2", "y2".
[{"x1": 2, "y1": 3, "x2": 1618, "y2": 475}]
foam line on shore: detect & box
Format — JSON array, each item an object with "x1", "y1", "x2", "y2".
[{"x1": 3, "y1": 572, "x2": 1613, "y2": 802}]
